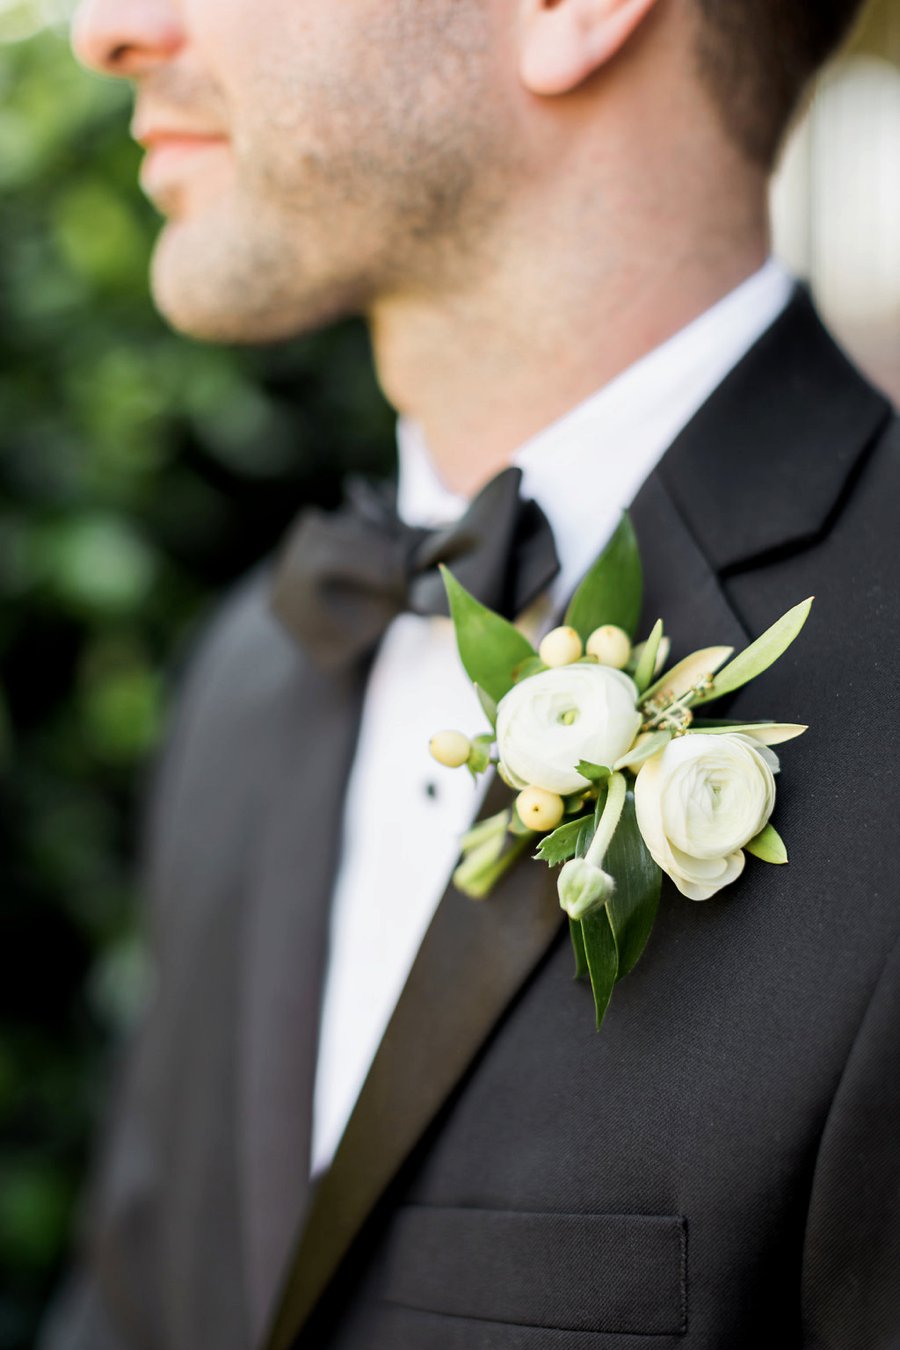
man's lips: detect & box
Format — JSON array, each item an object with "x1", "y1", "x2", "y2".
[
  {"x1": 132, "y1": 116, "x2": 228, "y2": 147},
  {"x1": 134, "y1": 128, "x2": 231, "y2": 197}
]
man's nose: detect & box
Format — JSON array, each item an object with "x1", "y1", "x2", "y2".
[{"x1": 71, "y1": 0, "x2": 184, "y2": 77}]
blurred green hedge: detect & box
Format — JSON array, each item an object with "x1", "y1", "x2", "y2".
[{"x1": 0, "y1": 28, "x2": 393, "y2": 1350}]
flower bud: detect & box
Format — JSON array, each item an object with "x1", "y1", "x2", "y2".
[
  {"x1": 586, "y1": 624, "x2": 632, "y2": 669},
  {"x1": 539, "y1": 626, "x2": 583, "y2": 668},
  {"x1": 516, "y1": 786, "x2": 565, "y2": 833},
  {"x1": 558, "y1": 857, "x2": 615, "y2": 919},
  {"x1": 429, "y1": 730, "x2": 472, "y2": 769}
]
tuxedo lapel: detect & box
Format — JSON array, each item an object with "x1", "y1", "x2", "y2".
[
  {"x1": 654, "y1": 287, "x2": 892, "y2": 575},
  {"x1": 261, "y1": 289, "x2": 892, "y2": 1350},
  {"x1": 262, "y1": 762, "x2": 564, "y2": 1350},
  {"x1": 237, "y1": 654, "x2": 369, "y2": 1344},
  {"x1": 630, "y1": 474, "x2": 750, "y2": 656}
]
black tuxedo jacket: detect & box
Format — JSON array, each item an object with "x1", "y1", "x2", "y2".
[{"x1": 44, "y1": 292, "x2": 900, "y2": 1350}]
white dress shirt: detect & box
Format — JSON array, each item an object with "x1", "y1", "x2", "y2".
[{"x1": 310, "y1": 259, "x2": 793, "y2": 1176}]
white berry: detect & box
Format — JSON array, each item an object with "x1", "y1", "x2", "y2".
[
  {"x1": 516, "y1": 786, "x2": 565, "y2": 833},
  {"x1": 429, "y1": 730, "x2": 471, "y2": 769},
  {"x1": 539, "y1": 626, "x2": 583, "y2": 668},
  {"x1": 586, "y1": 624, "x2": 632, "y2": 669}
]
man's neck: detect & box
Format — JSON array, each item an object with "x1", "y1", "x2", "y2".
[{"x1": 369, "y1": 210, "x2": 768, "y2": 498}]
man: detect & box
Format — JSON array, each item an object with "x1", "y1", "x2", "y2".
[{"x1": 43, "y1": 0, "x2": 898, "y2": 1347}]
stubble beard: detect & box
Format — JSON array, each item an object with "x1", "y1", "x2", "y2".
[{"x1": 149, "y1": 5, "x2": 517, "y2": 346}]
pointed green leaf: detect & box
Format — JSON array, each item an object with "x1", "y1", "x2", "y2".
[
  {"x1": 453, "y1": 832, "x2": 532, "y2": 900},
  {"x1": 576, "y1": 760, "x2": 612, "y2": 785},
  {"x1": 614, "y1": 730, "x2": 672, "y2": 771},
  {"x1": 569, "y1": 917, "x2": 588, "y2": 979},
  {"x1": 475, "y1": 684, "x2": 498, "y2": 731},
  {"x1": 580, "y1": 906, "x2": 619, "y2": 1030},
  {"x1": 742, "y1": 723, "x2": 808, "y2": 747},
  {"x1": 563, "y1": 790, "x2": 592, "y2": 816},
  {"x1": 459, "y1": 808, "x2": 511, "y2": 855},
  {"x1": 634, "y1": 620, "x2": 664, "y2": 694},
  {"x1": 604, "y1": 792, "x2": 662, "y2": 979},
  {"x1": 453, "y1": 836, "x2": 505, "y2": 897},
  {"x1": 745, "y1": 823, "x2": 788, "y2": 864},
  {"x1": 441, "y1": 566, "x2": 536, "y2": 703},
  {"x1": 512, "y1": 655, "x2": 546, "y2": 684},
  {"x1": 466, "y1": 733, "x2": 495, "y2": 779},
  {"x1": 641, "y1": 646, "x2": 734, "y2": 706},
  {"x1": 689, "y1": 720, "x2": 808, "y2": 745},
  {"x1": 630, "y1": 632, "x2": 670, "y2": 680},
  {"x1": 565, "y1": 514, "x2": 643, "y2": 641},
  {"x1": 534, "y1": 814, "x2": 595, "y2": 866},
  {"x1": 694, "y1": 598, "x2": 814, "y2": 705}
]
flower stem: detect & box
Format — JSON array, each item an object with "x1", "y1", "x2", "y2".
[
  {"x1": 586, "y1": 772, "x2": 627, "y2": 867},
  {"x1": 643, "y1": 687, "x2": 695, "y2": 731}
]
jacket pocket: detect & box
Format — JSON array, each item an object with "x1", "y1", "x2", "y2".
[{"x1": 376, "y1": 1205, "x2": 687, "y2": 1336}]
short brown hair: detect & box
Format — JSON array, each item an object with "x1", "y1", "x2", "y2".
[{"x1": 694, "y1": 0, "x2": 869, "y2": 167}]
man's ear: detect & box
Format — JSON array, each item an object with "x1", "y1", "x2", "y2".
[{"x1": 519, "y1": 0, "x2": 661, "y2": 97}]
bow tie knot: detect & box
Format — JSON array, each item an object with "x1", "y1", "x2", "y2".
[{"x1": 270, "y1": 467, "x2": 559, "y2": 668}]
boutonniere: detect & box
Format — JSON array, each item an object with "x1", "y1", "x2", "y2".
[{"x1": 430, "y1": 516, "x2": 812, "y2": 1030}]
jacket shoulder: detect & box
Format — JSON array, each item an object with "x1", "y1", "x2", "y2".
[{"x1": 139, "y1": 562, "x2": 306, "y2": 916}]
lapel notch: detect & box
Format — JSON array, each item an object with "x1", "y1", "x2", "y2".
[{"x1": 657, "y1": 288, "x2": 892, "y2": 576}]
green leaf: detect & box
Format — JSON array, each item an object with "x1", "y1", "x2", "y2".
[
  {"x1": 453, "y1": 833, "x2": 532, "y2": 899},
  {"x1": 512, "y1": 655, "x2": 546, "y2": 684},
  {"x1": 441, "y1": 566, "x2": 537, "y2": 704},
  {"x1": 633, "y1": 619, "x2": 664, "y2": 694},
  {"x1": 453, "y1": 837, "x2": 505, "y2": 897},
  {"x1": 580, "y1": 906, "x2": 619, "y2": 1030},
  {"x1": 604, "y1": 792, "x2": 662, "y2": 979},
  {"x1": 691, "y1": 718, "x2": 768, "y2": 728},
  {"x1": 563, "y1": 790, "x2": 591, "y2": 816},
  {"x1": 613, "y1": 730, "x2": 672, "y2": 771},
  {"x1": 689, "y1": 720, "x2": 808, "y2": 745},
  {"x1": 592, "y1": 778, "x2": 611, "y2": 826},
  {"x1": 694, "y1": 598, "x2": 814, "y2": 705},
  {"x1": 534, "y1": 814, "x2": 595, "y2": 866},
  {"x1": 565, "y1": 514, "x2": 643, "y2": 641},
  {"x1": 745, "y1": 823, "x2": 788, "y2": 864},
  {"x1": 466, "y1": 733, "x2": 495, "y2": 779},
  {"x1": 576, "y1": 760, "x2": 611, "y2": 785},
  {"x1": 475, "y1": 684, "x2": 498, "y2": 731},
  {"x1": 569, "y1": 917, "x2": 588, "y2": 979},
  {"x1": 641, "y1": 646, "x2": 734, "y2": 706},
  {"x1": 459, "y1": 808, "x2": 511, "y2": 855}
]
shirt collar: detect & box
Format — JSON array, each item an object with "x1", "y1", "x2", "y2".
[{"x1": 396, "y1": 258, "x2": 794, "y2": 607}]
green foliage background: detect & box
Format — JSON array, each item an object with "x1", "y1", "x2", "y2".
[{"x1": 0, "y1": 28, "x2": 393, "y2": 1349}]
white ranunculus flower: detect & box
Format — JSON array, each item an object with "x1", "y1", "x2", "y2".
[
  {"x1": 634, "y1": 733, "x2": 779, "y2": 901},
  {"x1": 496, "y1": 664, "x2": 641, "y2": 796}
]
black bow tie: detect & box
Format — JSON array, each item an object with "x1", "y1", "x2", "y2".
[{"x1": 270, "y1": 466, "x2": 560, "y2": 668}]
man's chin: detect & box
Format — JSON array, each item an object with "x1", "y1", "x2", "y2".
[{"x1": 148, "y1": 221, "x2": 360, "y2": 345}]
